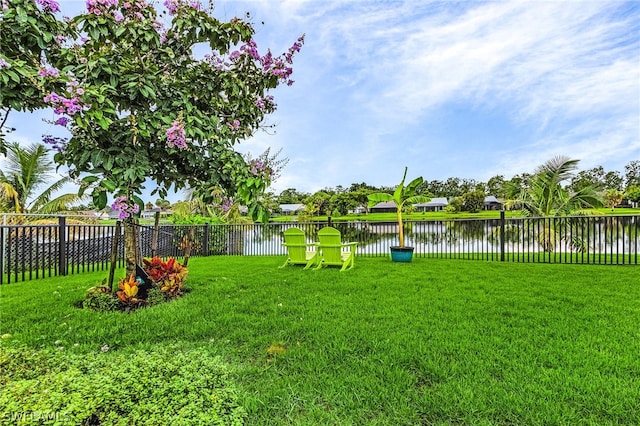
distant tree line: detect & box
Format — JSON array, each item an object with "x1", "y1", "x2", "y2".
[{"x1": 272, "y1": 160, "x2": 640, "y2": 216}]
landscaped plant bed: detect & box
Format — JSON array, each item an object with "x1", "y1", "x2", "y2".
[
  {"x1": 79, "y1": 257, "x2": 188, "y2": 312},
  {"x1": 1, "y1": 256, "x2": 639, "y2": 425}
]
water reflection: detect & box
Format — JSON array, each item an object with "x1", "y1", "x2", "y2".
[{"x1": 241, "y1": 216, "x2": 640, "y2": 257}]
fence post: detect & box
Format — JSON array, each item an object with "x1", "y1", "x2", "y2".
[
  {"x1": 108, "y1": 221, "x2": 121, "y2": 292},
  {"x1": 151, "y1": 211, "x2": 160, "y2": 258},
  {"x1": 500, "y1": 210, "x2": 505, "y2": 262},
  {"x1": 0, "y1": 214, "x2": 6, "y2": 285},
  {"x1": 0, "y1": 223, "x2": 4, "y2": 285},
  {"x1": 58, "y1": 216, "x2": 67, "y2": 276},
  {"x1": 203, "y1": 223, "x2": 210, "y2": 257}
]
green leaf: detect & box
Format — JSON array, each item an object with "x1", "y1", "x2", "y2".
[
  {"x1": 367, "y1": 193, "x2": 393, "y2": 208},
  {"x1": 102, "y1": 179, "x2": 116, "y2": 192},
  {"x1": 93, "y1": 190, "x2": 107, "y2": 210},
  {"x1": 6, "y1": 70, "x2": 20, "y2": 83},
  {"x1": 82, "y1": 176, "x2": 100, "y2": 185},
  {"x1": 104, "y1": 157, "x2": 114, "y2": 171}
]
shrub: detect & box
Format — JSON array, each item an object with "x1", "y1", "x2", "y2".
[
  {"x1": 145, "y1": 287, "x2": 167, "y2": 306},
  {"x1": 0, "y1": 344, "x2": 247, "y2": 425},
  {"x1": 116, "y1": 275, "x2": 142, "y2": 305},
  {"x1": 82, "y1": 285, "x2": 120, "y2": 312},
  {"x1": 80, "y1": 258, "x2": 188, "y2": 312},
  {"x1": 445, "y1": 197, "x2": 463, "y2": 213},
  {"x1": 142, "y1": 257, "x2": 188, "y2": 297},
  {"x1": 461, "y1": 190, "x2": 485, "y2": 213}
]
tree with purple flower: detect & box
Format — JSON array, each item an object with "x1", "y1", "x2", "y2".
[
  {"x1": 0, "y1": 0, "x2": 70, "y2": 154},
  {"x1": 1, "y1": 0, "x2": 303, "y2": 276}
]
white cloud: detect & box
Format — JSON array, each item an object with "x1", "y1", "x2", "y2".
[
  {"x1": 266, "y1": 0, "x2": 639, "y2": 189},
  {"x1": 7, "y1": 0, "x2": 639, "y2": 199}
]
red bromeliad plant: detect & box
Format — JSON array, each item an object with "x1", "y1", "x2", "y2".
[{"x1": 143, "y1": 257, "x2": 188, "y2": 296}]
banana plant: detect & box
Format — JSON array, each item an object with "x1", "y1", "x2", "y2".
[{"x1": 367, "y1": 167, "x2": 431, "y2": 247}]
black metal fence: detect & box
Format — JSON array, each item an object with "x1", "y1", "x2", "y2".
[{"x1": 2, "y1": 214, "x2": 638, "y2": 284}]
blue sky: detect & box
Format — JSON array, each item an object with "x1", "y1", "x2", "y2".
[{"x1": 5, "y1": 0, "x2": 640, "y2": 203}]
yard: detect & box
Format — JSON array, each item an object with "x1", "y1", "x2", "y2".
[{"x1": 1, "y1": 256, "x2": 639, "y2": 425}]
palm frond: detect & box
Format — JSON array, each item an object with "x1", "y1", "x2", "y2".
[
  {"x1": 28, "y1": 176, "x2": 74, "y2": 211},
  {"x1": 36, "y1": 193, "x2": 89, "y2": 214},
  {"x1": 3, "y1": 142, "x2": 55, "y2": 210}
]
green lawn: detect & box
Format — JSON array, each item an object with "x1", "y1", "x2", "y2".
[{"x1": 1, "y1": 257, "x2": 639, "y2": 425}]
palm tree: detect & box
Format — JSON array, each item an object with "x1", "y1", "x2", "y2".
[
  {"x1": 506, "y1": 156, "x2": 602, "y2": 216},
  {"x1": 0, "y1": 142, "x2": 82, "y2": 213},
  {"x1": 505, "y1": 156, "x2": 603, "y2": 252}
]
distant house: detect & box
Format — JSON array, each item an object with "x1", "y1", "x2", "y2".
[
  {"x1": 141, "y1": 208, "x2": 173, "y2": 219},
  {"x1": 107, "y1": 209, "x2": 121, "y2": 220},
  {"x1": 279, "y1": 203, "x2": 305, "y2": 215},
  {"x1": 369, "y1": 201, "x2": 397, "y2": 213},
  {"x1": 484, "y1": 196, "x2": 503, "y2": 211},
  {"x1": 414, "y1": 197, "x2": 449, "y2": 212},
  {"x1": 90, "y1": 211, "x2": 109, "y2": 220},
  {"x1": 370, "y1": 197, "x2": 503, "y2": 213}
]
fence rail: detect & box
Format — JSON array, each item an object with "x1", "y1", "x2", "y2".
[{"x1": 2, "y1": 214, "x2": 638, "y2": 283}]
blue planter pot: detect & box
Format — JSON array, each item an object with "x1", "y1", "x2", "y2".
[{"x1": 390, "y1": 246, "x2": 414, "y2": 262}]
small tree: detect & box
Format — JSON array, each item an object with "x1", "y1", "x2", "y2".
[
  {"x1": 461, "y1": 190, "x2": 485, "y2": 213},
  {"x1": 624, "y1": 185, "x2": 640, "y2": 208},
  {"x1": 603, "y1": 189, "x2": 623, "y2": 212},
  {"x1": 367, "y1": 167, "x2": 430, "y2": 248},
  {"x1": 2, "y1": 0, "x2": 303, "y2": 276},
  {"x1": 445, "y1": 197, "x2": 463, "y2": 214}
]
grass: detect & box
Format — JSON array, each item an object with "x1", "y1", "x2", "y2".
[{"x1": 1, "y1": 257, "x2": 640, "y2": 425}]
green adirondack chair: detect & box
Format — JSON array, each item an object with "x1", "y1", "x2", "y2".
[
  {"x1": 315, "y1": 226, "x2": 358, "y2": 271},
  {"x1": 279, "y1": 227, "x2": 318, "y2": 269}
]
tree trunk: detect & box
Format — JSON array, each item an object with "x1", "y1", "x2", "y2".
[
  {"x1": 108, "y1": 221, "x2": 122, "y2": 292},
  {"x1": 397, "y1": 209, "x2": 405, "y2": 247},
  {"x1": 183, "y1": 227, "x2": 195, "y2": 267},
  {"x1": 124, "y1": 219, "x2": 138, "y2": 278}
]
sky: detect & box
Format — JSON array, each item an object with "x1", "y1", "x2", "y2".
[{"x1": 4, "y1": 0, "x2": 640, "y2": 203}]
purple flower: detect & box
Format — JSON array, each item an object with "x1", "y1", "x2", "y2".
[
  {"x1": 44, "y1": 91, "x2": 86, "y2": 116},
  {"x1": 218, "y1": 197, "x2": 232, "y2": 213},
  {"x1": 166, "y1": 120, "x2": 187, "y2": 149},
  {"x1": 42, "y1": 135, "x2": 67, "y2": 153},
  {"x1": 38, "y1": 67, "x2": 60, "y2": 78},
  {"x1": 241, "y1": 40, "x2": 261, "y2": 60},
  {"x1": 55, "y1": 117, "x2": 70, "y2": 126},
  {"x1": 164, "y1": 0, "x2": 178, "y2": 14},
  {"x1": 0, "y1": 58, "x2": 10, "y2": 69},
  {"x1": 226, "y1": 119, "x2": 240, "y2": 131},
  {"x1": 111, "y1": 196, "x2": 139, "y2": 220},
  {"x1": 249, "y1": 159, "x2": 270, "y2": 178},
  {"x1": 36, "y1": 0, "x2": 60, "y2": 13}
]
